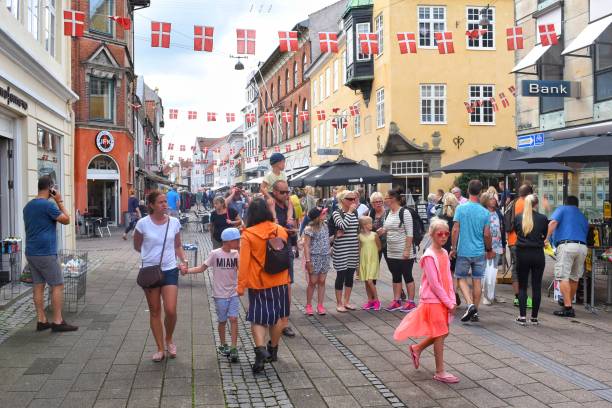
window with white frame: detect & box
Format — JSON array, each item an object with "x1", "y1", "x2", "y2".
[
  {"x1": 325, "y1": 67, "x2": 331, "y2": 97},
  {"x1": 346, "y1": 25, "x2": 354, "y2": 65},
  {"x1": 353, "y1": 104, "x2": 361, "y2": 137},
  {"x1": 333, "y1": 120, "x2": 339, "y2": 144},
  {"x1": 375, "y1": 13, "x2": 383, "y2": 56},
  {"x1": 391, "y1": 160, "x2": 429, "y2": 176},
  {"x1": 313, "y1": 79, "x2": 318, "y2": 105},
  {"x1": 333, "y1": 59, "x2": 339, "y2": 92},
  {"x1": 469, "y1": 85, "x2": 495, "y2": 124},
  {"x1": 341, "y1": 51, "x2": 347, "y2": 84},
  {"x1": 90, "y1": 0, "x2": 113, "y2": 35},
  {"x1": 44, "y1": 0, "x2": 56, "y2": 57},
  {"x1": 319, "y1": 74, "x2": 325, "y2": 101},
  {"x1": 325, "y1": 120, "x2": 331, "y2": 147},
  {"x1": 28, "y1": 0, "x2": 39, "y2": 40},
  {"x1": 319, "y1": 123, "x2": 324, "y2": 147},
  {"x1": 6, "y1": 0, "x2": 19, "y2": 17},
  {"x1": 356, "y1": 22, "x2": 371, "y2": 61},
  {"x1": 293, "y1": 61, "x2": 298, "y2": 88},
  {"x1": 376, "y1": 88, "x2": 385, "y2": 128},
  {"x1": 418, "y1": 6, "x2": 445, "y2": 48},
  {"x1": 467, "y1": 7, "x2": 494, "y2": 49},
  {"x1": 420, "y1": 84, "x2": 446, "y2": 124},
  {"x1": 341, "y1": 110, "x2": 348, "y2": 142}
]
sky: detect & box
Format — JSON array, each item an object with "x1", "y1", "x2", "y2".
[{"x1": 134, "y1": 0, "x2": 339, "y2": 162}]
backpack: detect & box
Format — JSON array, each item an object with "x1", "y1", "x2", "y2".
[
  {"x1": 384, "y1": 207, "x2": 425, "y2": 248},
  {"x1": 248, "y1": 227, "x2": 291, "y2": 275},
  {"x1": 503, "y1": 198, "x2": 518, "y2": 232}
]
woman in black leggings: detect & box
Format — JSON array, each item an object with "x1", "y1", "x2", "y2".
[
  {"x1": 514, "y1": 194, "x2": 549, "y2": 325},
  {"x1": 332, "y1": 190, "x2": 360, "y2": 313}
]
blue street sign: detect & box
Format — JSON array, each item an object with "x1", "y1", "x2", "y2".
[
  {"x1": 517, "y1": 135, "x2": 535, "y2": 148},
  {"x1": 534, "y1": 133, "x2": 544, "y2": 146}
]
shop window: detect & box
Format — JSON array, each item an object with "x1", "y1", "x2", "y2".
[
  {"x1": 538, "y1": 40, "x2": 564, "y2": 114},
  {"x1": 44, "y1": 0, "x2": 56, "y2": 57},
  {"x1": 90, "y1": 0, "x2": 113, "y2": 35},
  {"x1": 89, "y1": 77, "x2": 114, "y2": 121},
  {"x1": 418, "y1": 6, "x2": 445, "y2": 48},
  {"x1": 420, "y1": 84, "x2": 446, "y2": 124},
  {"x1": 466, "y1": 7, "x2": 494, "y2": 49},
  {"x1": 595, "y1": 26, "x2": 612, "y2": 102},
  {"x1": 469, "y1": 85, "x2": 495, "y2": 124},
  {"x1": 37, "y1": 127, "x2": 61, "y2": 188},
  {"x1": 28, "y1": 0, "x2": 39, "y2": 40}
]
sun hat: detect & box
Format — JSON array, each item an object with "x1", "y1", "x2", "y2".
[{"x1": 221, "y1": 227, "x2": 241, "y2": 242}]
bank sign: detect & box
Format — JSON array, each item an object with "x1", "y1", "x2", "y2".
[{"x1": 521, "y1": 80, "x2": 580, "y2": 98}]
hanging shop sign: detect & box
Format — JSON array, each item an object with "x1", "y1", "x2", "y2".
[
  {"x1": 0, "y1": 85, "x2": 28, "y2": 110},
  {"x1": 96, "y1": 131, "x2": 115, "y2": 153},
  {"x1": 521, "y1": 80, "x2": 580, "y2": 98}
]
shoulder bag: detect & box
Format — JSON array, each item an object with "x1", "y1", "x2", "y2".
[{"x1": 137, "y1": 219, "x2": 171, "y2": 288}]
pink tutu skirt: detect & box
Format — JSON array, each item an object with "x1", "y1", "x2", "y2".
[{"x1": 394, "y1": 303, "x2": 451, "y2": 341}]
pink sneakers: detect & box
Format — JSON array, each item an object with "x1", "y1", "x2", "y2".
[
  {"x1": 385, "y1": 300, "x2": 402, "y2": 311},
  {"x1": 362, "y1": 301, "x2": 373, "y2": 310},
  {"x1": 305, "y1": 304, "x2": 314, "y2": 316},
  {"x1": 401, "y1": 301, "x2": 417, "y2": 313},
  {"x1": 371, "y1": 300, "x2": 381, "y2": 311},
  {"x1": 317, "y1": 304, "x2": 326, "y2": 315}
]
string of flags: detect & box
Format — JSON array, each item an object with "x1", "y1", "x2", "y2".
[
  {"x1": 62, "y1": 11, "x2": 559, "y2": 56},
  {"x1": 166, "y1": 142, "x2": 306, "y2": 166}
]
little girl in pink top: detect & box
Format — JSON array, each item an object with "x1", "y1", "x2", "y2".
[{"x1": 394, "y1": 218, "x2": 459, "y2": 384}]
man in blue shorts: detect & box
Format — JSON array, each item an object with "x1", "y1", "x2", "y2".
[
  {"x1": 450, "y1": 180, "x2": 493, "y2": 323},
  {"x1": 166, "y1": 185, "x2": 180, "y2": 218}
]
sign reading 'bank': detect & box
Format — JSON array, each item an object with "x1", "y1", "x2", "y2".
[{"x1": 521, "y1": 80, "x2": 580, "y2": 98}]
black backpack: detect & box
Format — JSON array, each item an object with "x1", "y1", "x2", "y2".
[
  {"x1": 247, "y1": 227, "x2": 290, "y2": 275},
  {"x1": 385, "y1": 207, "x2": 425, "y2": 248},
  {"x1": 503, "y1": 198, "x2": 518, "y2": 232}
]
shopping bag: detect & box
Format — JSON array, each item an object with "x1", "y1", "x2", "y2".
[{"x1": 483, "y1": 259, "x2": 497, "y2": 301}]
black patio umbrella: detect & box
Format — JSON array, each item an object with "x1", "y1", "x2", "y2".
[
  {"x1": 437, "y1": 147, "x2": 573, "y2": 174},
  {"x1": 289, "y1": 157, "x2": 392, "y2": 187}
]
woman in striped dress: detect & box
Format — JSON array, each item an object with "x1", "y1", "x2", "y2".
[{"x1": 332, "y1": 190, "x2": 360, "y2": 313}]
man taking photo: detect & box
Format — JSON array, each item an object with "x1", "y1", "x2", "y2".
[{"x1": 23, "y1": 176, "x2": 77, "y2": 332}]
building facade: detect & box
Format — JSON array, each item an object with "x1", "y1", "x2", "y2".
[
  {"x1": 309, "y1": 0, "x2": 516, "y2": 201},
  {"x1": 243, "y1": 72, "x2": 261, "y2": 181},
  {"x1": 192, "y1": 137, "x2": 222, "y2": 190},
  {"x1": 513, "y1": 0, "x2": 611, "y2": 219},
  {"x1": 1, "y1": 1, "x2": 78, "y2": 252},
  {"x1": 72, "y1": 0, "x2": 147, "y2": 226}
]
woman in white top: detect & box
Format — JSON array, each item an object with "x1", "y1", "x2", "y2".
[
  {"x1": 134, "y1": 190, "x2": 188, "y2": 362},
  {"x1": 378, "y1": 187, "x2": 416, "y2": 313}
]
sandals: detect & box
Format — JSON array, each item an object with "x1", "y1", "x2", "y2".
[
  {"x1": 409, "y1": 345, "x2": 420, "y2": 369},
  {"x1": 167, "y1": 343, "x2": 177, "y2": 359},
  {"x1": 344, "y1": 303, "x2": 356, "y2": 311},
  {"x1": 336, "y1": 305, "x2": 347, "y2": 313},
  {"x1": 433, "y1": 372, "x2": 460, "y2": 384},
  {"x1": 152, "y1": 351, "x2": 165, "y2": 362}
]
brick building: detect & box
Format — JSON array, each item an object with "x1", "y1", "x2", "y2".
[{"x1": 72, "y1": 0, "x2": 149, "y2": 226}]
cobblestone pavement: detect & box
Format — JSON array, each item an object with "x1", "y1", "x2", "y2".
[{"x1": 0, "y1": 225, "x2": 611, "y2": 407}]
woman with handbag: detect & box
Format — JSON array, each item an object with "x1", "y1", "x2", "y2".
[
  {"x1": 237, "y1": 198, "x2": 290, "y2": 374},
  {"x1": 134, "y1": 190, "x2": 188, "y2": 362}
]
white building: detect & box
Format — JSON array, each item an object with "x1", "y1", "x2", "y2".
[
  {"x1": 243, "y1": 71, "x2": 261, "y2": 181},
  {"x1": 0, "y1": 1, "x2": 78, "y2": 251}
]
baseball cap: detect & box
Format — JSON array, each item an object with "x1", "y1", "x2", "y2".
[
  {"x1": 308, "y1": 207, "x2": 323, "y2": 220},
  {"x1": 269, "y1": 153, "x2": 285, "y2": 165},
  {"x1": 221, "y1": 228, "x2": 241, "y2": 242}
]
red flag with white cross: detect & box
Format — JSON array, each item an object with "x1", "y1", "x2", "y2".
[
  {"x1": 397, "y1": 32, "x2": 417, "y2": 54},
  {"x1": 285, "y1": 144, "x2": 292, "y2": 153},
  {"x1": 297, "y1": 142, "x2": 302, "y2": 149},
  {"x1": 435, "y1": 32, "x2": 454, "y2": 54},
  {"x1": 151, "y1": 22, "x2": 171, "y2": 48},
  {"x1": 319, "y1": 32, "x2": 338, "y2": 53},
  {"x1": 226, "y1": 113, "x2": 236, "y2": 122},
  {"x1": 145, "y1": 137, "x2": 152, "y2": 146},
  {"x1": 464, "y1": 102, "x2": 473, "y2": 114},
  {"x1": 538, "y1": 24, "x2": 558, "y2": 46},
  {"x1": 274, "y1": 146, "x2": 280, "y2": 153},
  {"x1": 245, "y1": 113, "x2": 256, "y2": 123},
  {"x1": 489, "y1": 97, "x2": 499, "y2": 112},
  {"x1": 278, "y1": 31, "x2": 298, "y2": 52},
  {"x1": 506, "y1": 27, "x2": 524, "y2": 51},
  {"x1": 168, "y1": 143, "x2": 174, "y2": 150},
  {"x1": 332, "y1": 117, "x2": 348, "y2": 129},
  {"x1": 281, "y1": 111, "x2": 292, "y2": 123},
  {"x1": 207, "y1": 112, "x2": 217, "y2": 122},
  {"x1": 264, "y1": 112, "x2": 275, "y2": 124},
  {"x1": 180, "y1": 145, "x2": 186, "y2": 151},
  {"x1": 508, "y1": 86, "x2": 517, "y2": 97},
  {"x1": 202, "y1": 147, "x2": 209, "y2": 154},
  {"x1": 194, "y1": 26, "x2": 214, "y2": 52},
  {"x1": 169, "y1": 155, "x2": 174, "y2": 161},
  {"x1": 298, "y1": 111, "x2": 309, "y2": 122},
  {"x1": 237, "y1": 29, "x2": 256, "y2": 54},
  {"x1": 230, "y1": 148, "x2": 235, "y2": 155},
  {"x1": 499, "y1": 93, "x2": 510, "y2": 108},
  {"x1": 188, "y1": 111, "x2": 197, "y2": 120},
  {"x1": 109, "y1": 16, "x2": 131, "y2": 30},
  {"x1": 64, "y1": 10, "x2": 85, "y2": 37},
  {"x1": 359, "y1": 33, "x2": 379, "y2": 55},
  {"x1": 316, "y1": 110, "x2": 326, "y2": 120},
  {"x1": 349, "y1": 105, "x2": 360, "y2": 116},
  {"x1": 169, "y1": 109, "x2": 178, "y2": 119}
]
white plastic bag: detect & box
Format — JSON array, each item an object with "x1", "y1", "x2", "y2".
[{"x1": 483, "y1": 259, "x2": 497, "y2": 301}]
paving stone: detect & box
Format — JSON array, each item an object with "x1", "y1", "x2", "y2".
[
  {"x1": 127, "y1": 387, "x2": 162, "y2": 408},
  {"x1": 489, "y1": 366, "x2": 538, "y2": 386},
  {"x1": 71, "y1": 372, "x2": 107, "y2": 391},
  {"x1": 436, "y1": 396, "x2": 478, "y2": 408},
  {"x1": 478, "y1": 378, "x2": 525, "y2": 399},
  {"x1": 93, "y1": 399, "x2": 128, "y2": 408},
  {"x1": 35, "y1": 379, "x2": 74, "y2": 399},
  {"x1": 61, "y1": 390, "x2": 98, "y2": 408},
  {"x1": 521, "y1": 382, "x2": 572, "y2": 404},
  {"x1": 334, "y1": 369, "x2": 371, "y2": 387},
  {"x1": 287, "y1": 388, "x2": 327, "y2": 408},
  {"x1": 98, "y1": 379, "x2": 133, "y2": 399},
  {"x1": 457, "y1": 387, "x2": 507, "y2": 408},
  {"x1": 311, "y1": 376, "x2": 349, "y2": 397},
  {"x1": 9, "y1": 374, "x2": 49, "y2": 392},
  {"x1": 24, "y1": 357, "x2": 64, "y2": 375}
]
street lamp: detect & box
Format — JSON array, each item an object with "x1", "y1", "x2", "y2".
[
  {"x1": 230, "y1": 55, "x2": 248, "y2": 71},
  {"x1": 479, "y1": 6, "x2": 491, "y2": 26}
]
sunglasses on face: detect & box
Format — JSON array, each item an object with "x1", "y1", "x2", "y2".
[
  {"x1": 435, "y1": 231, "x2": 450, "y2": 238},
  {"x1": 275, "y1": 190, "x2": 289, "y2": 195},
  {"x1": 372, "y1": 200, "x2": 383, "y2": 204},
  {"x1": 344, "y1": 197, "x2": 356, "y2": 201}
]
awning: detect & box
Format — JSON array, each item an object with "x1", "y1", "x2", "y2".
[
  {"x1": 137, "y1": 169, "x2": 187, "y2": 188},
  {"x1": 562, "y1": 14, "x2": 612, "y2": 55},
  {"x1": 245, "y1": 176, "x2": 264, "y2": 185},
  {"x1": 511, "y1": 44, "x2": 552, "y2": 73},
  {"x1": 286, "y1": 166, "x2": 308, "y2": 180}
]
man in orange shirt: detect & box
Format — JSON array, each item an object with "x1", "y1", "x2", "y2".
[{"x1": 507, "y1": 184, "x2": 533, "y2": 306}]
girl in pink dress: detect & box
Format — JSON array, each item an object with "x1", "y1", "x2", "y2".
[{"x1": 394, "y1": 218, "x2": 459, "y2": 384}]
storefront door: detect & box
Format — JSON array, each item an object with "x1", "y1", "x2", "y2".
[
  {"x1": 87, "y1": 180, "x2": 118, "y2": 224},
  {"x1": 392, "y1": 176, "x2": 429, "y2": 205}
]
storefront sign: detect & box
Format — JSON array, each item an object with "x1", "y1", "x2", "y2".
[
  {"x1": 517, "y1": 133, "x2": 545, "y2": 148},
  {"x1": 96, "y1": 131, "x2": 115, "y2": 153},
  {"x1": 317, "y1": 148, "x2": 341, "y2": 156},
  {"x1": 0, "y1": 85, "x2": 28, "y2": 110},
  {"x1": 521, "y1": 80, "x2": 580, "y2": 98}
]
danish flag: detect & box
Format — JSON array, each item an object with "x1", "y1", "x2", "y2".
[
  {"x1": 466, "y1": 29, "x2": 488, "y2": 39},
  {"x1": 207, "y1": 112, "x2": 217, "y2": 122},
  {"x1": 274, "y1": 146, "x2": 280, "y2": 153},
  {"x1": 489, "y1": 97, "x2": 499, "y2": 112},
  {"x1": 145, "y1": 137, "x2": 152, "y2": 146},
  {"x1": 109, "y1": 16, "x2": 131, "y2": 30},
  {"x1": 151, "y1": 22, "x2": 171, "y2": 48},
  {"x1": 349, "y1": 105, "x2": 360, "y2": 117},
  {"x1": 169, "y1": 155, "x2": 174, "y2": 161},
  {"x1": 168, "y1": 143, "x2": 174, "y2": 151},
  {"x1": 539, "y1": 24, "x2": 558, "y2": 46},
  {"x1": 464, "y1": 102, "x2": 473, "y2": 114},
  {"x1": 278, "y1": 31, "x2": 299, "y2": 52},
  {"x1": 245, "y1": 113, "x2": 256, "y2": 123},
  {"x1": 316, "y1": 110, "x2": 326, "y2": 120},
  {"x1": 230, "y1": 148, "x2": 235, "y2": 155},
  {"x1": 203, "y1": 159, "x2": 209, "y2": 164},
  {"x1": 332, "y1": 116, "x2": 348, "y2": 129},
  {"x1": 226, "y1": 113, "x2": 236, "y2": 122},
  {"x1": 397, "y1": 32, "x2": 417, "y2": 54},
  {"x1": 508, "y1": 86, "x2": 517, "y2": 97},
  {"x1": 506, "y1": 27, "x2": 524, "y2": 51},
  {"x1": 298, "y1": 111, "x2": 309, "y2": 122},
  {"x1": 261, "y1": 151, "x2": 267, "y2": 160},
  {"x1": 188, "y1": 111, "x2": 197, "y2": 120},
  {"x1": 435, "y1": 32, "x2": 454, "y2": 54},
  {"x1": 319, "y1": 32, "x2": 338, "y2": 53},
  {"x1": 237, "y1": 29, "x2": 256, "y2": 55},
  {"x1": 194, "y1": 26, "x2": 214, "y2": 52},
  {"x1": 202, "y1": 147, "x2": 209, "y2": 154},
  {"x1": 230, "y1": 160, "x2": 235, "y2": 166},
  {"x1": 285, "y1": 144, "x2": 292, "y2": 153},
  {"x1": 63, "y1": 10, "x2": 85, "y2": 37},
  {"x1": 214, "y1": 148, "x2": 220, "y2": 154},
  {"x1": 180, "y1": 145, "x2": 186, "y2": 151},
  {"x1": 499, "y1": 93, "x2": 510, "y2": 108},
  {"x1": 281, "y1": 111, "x2": 292, "y2": 123},
  {"x1": 264, "y1": 112, "x2": 275, "y2": 124},
  {"x1": 297, "y1": 142, "x2": 303, "y2": 149},
  {"x1": 169, "y1": 109, "x2": 178, "y2": 119},
  {"x1": 359, "y1": 33, "x2": 379, "y2": 55}
]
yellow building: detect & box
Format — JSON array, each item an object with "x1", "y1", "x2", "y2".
[{"x1": 307, "y1": 0, "x2": 516, "y2": 199}]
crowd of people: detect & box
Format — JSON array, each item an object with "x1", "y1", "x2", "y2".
[{"x1": 22, "y1": 151, "x2": 591, "y2": 384}]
